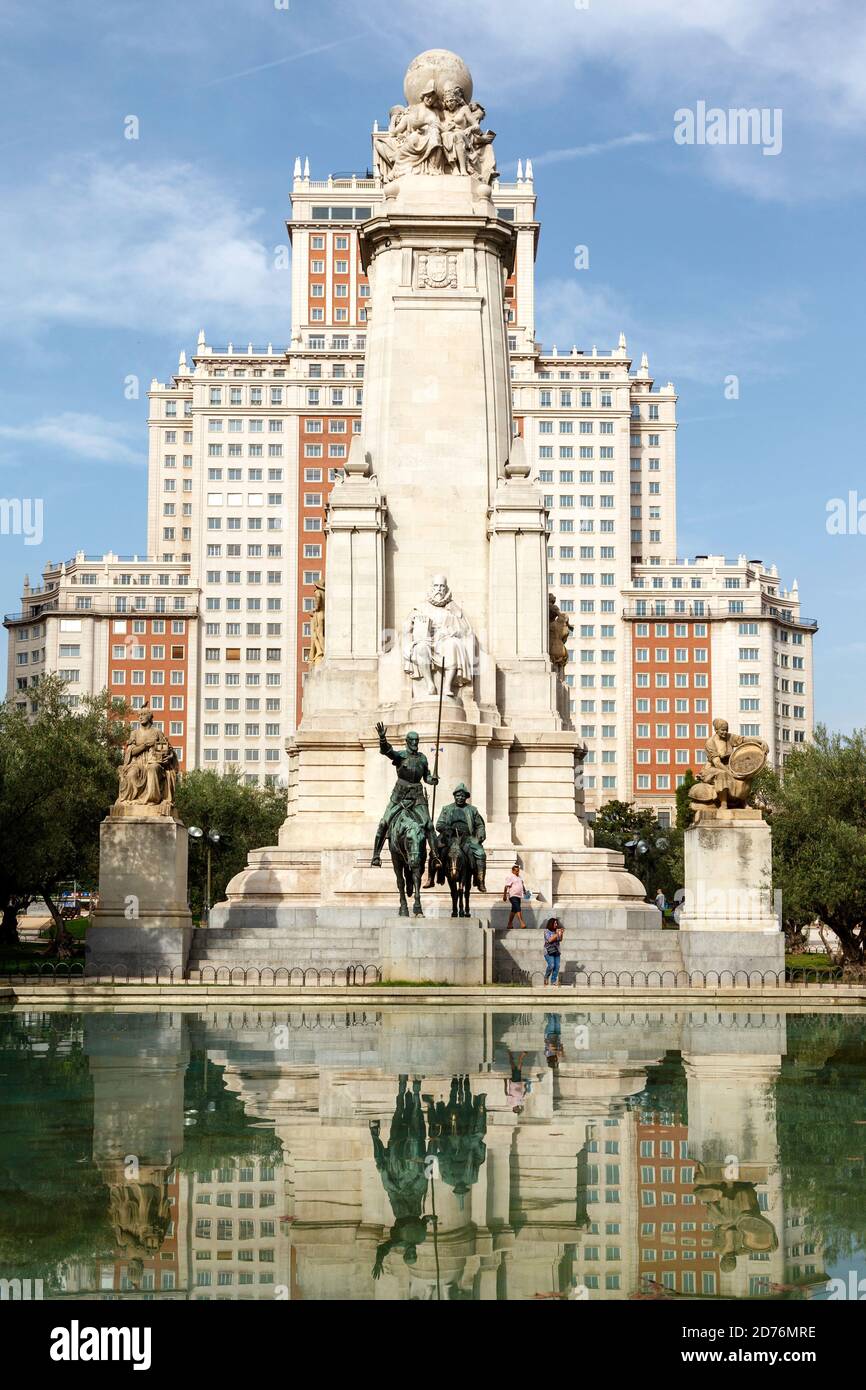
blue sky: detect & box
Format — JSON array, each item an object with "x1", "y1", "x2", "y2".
[{"x1": 1, "y1": 0, "x2": 864, "y2": 727}]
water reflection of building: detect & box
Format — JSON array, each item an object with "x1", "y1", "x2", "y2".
[
  {"x1": 53, "y1": 1007, "x2": 827, "y2": 1301},
  {"x1": 783, "y1": 1211, "x2": 824, "y2": 1287},
  {"x1": 185, "y1": 1162, "x2": 290, "y2": 1298}
]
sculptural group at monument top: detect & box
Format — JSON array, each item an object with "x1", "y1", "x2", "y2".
[{"x1": 372, "y1": 48, "x2": 497, "y2": 184}]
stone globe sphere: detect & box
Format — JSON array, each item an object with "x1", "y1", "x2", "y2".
[{"x1": 403, "y1": 49, "x2": 473, "y2": 105}]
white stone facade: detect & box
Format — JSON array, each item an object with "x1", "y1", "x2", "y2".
[{"x1": 4, "y1": 159, "x2": 816, "y2": 810}]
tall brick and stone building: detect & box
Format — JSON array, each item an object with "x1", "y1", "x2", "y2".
[{"x1": 4, "y1": 154, "x2": 816, "y2": 810}]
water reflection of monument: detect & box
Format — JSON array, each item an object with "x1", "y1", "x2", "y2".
[
  {"x1": 369, "y1": 1075, "x2": 489, "y2": 1288},
  {"x1": 204, "y1": 1009, "x2": 791, "y2": 1300},
  {"x1": 682, "y1": 1011, "x2": 785, "y2": 1297},
  {"x1": 55, "y1": 1008, "x2": 827, "y2": 1301},
  {"x1": 61, "y1": 1014, "x2": 189, "y2": 1297}
]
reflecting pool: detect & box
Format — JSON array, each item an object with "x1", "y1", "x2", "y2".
[{"x1": 1, "y1": 1007, "x2": 864, "y2": 1301}]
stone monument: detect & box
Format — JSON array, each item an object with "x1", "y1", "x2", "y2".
[
  {"x1": 87, "y1": 707, "x2": 192, "y2": 976},
  {"x1": 208, "y1": 50, "x2": 656, "y2": 979},
  {"x1": 678, "y1": 718, "x2": 783, "y2": 976}
]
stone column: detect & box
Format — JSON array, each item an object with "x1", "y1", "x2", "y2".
[
  {"x1": 679, "y1": 810, "x2": 783, "y2": 978},
  {"x1": 358, "y1": 174, "x2": 516, "y2": 658},
  {"x1": 302, "y1": 439, "x2": 387, "y2": 719},
  {"x1": 87, "y1": 809, "x2": 192, "y2": 976}
]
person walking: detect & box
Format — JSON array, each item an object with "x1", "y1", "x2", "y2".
[
  {"x1": 654, "y1": 887, "x2": 667, "y2": 922},
  {"x1": 543, "y1": 916, "x2": 564, "y2": 986},
  {"x1": 503, "y1": 864, "x2": 527, "y2": 929}
]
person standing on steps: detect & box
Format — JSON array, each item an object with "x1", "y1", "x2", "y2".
[
  {"x1": 543, "y1": 916, "x2": 564, "y2": 986},
  {"x1": 503, "y1": 864, "x2": 527, "y2": 929}
]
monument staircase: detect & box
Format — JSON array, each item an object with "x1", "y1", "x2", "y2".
[{"x1": 186, "y1": 895, "x2": 684, "y2": 982}]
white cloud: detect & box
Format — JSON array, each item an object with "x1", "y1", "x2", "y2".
[
  {"x1": 202, "y1": 34, "x2": 362, "y2": 87},
  {"x1": 0, "y1": 412, "x2": 144, "y2": 468},
  {"x1": 535, "y1": 276, "x2": 806, "y2": 384},
  {"x1": 0, "y1": 156, "x2": 289, "y2": 340},
  {"x1": 359, "y1": 0, "x2": 866, "y2": 199},
  {"x1": 520, "y1": 132, "x2": 659, "y2": 170},
  {"x1": 374, "y1": 0, "x2": 866, "y2": 121}
]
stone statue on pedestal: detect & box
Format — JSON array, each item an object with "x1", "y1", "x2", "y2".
[
  {"x1": 309, "y1": 580, "x2": 325, "y2": 666},
  {"x1": 115, "y1": 707, "x2": 179, "y2": 816},
  {"x1": 689, "y1": 717, "x2": 768, "y2": 812},
  {"x1": 402, "y1": 574, "x2": 476, "y2": 698},
  {"x1": 549, "y1": 593, "x2": 573, "y2": 670}
]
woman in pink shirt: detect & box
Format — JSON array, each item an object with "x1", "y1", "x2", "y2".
[{"x1": 503, "y1": 864, "x2": 527, "y2": 928}]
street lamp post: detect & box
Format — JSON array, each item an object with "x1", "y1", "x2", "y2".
[
  {"x1": 624, "y1": 834, "x2": 670, "y2": 910},
  {"x1": 188, "y1": 827, "x2": 222, "y2": 926}
]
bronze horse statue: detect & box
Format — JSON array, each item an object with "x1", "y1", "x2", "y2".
[
  {"x1": 444, "y1": 822, "x2": 474, "y2": 918},
  {"x1": 387, "y1": 817, "x2": 428, "y2": 917}
]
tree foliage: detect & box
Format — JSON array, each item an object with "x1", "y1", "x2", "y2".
[
  {"x1": 0, "y1": 1012, "x2": 113, "y2": 1282},
  {"x1": 178, "y1": 1053, "x2": 283, "y2": 1171},
  {"x1": 675, "y1": 769, "x2": 697, "y2": 829},
  {"x1": 174, "y1": 769, "x2": 287, "y2": 918},
  {"x1": 776, "y1": 1014, "x2": 866, "y2": 1262},
  {"x1": 591, "y1": 799, "x2": 683, "y2": 902},
  {"x1": 758, "y1": 727, "x2": 866, "y2": 962},
  {"x1": 0, "y1": 677, "x2": 128, "y2": 948}
]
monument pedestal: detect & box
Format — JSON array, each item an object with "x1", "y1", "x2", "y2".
[
  {"x1": 207, "y1": 51, "x2": 662, "y2": 973},
  {"x1": 679, "y1": 811, "x2": 783, "y2": 978},
  {"x1": 380, "y1": 916, "x2": 491, "y2": 985},
  {"x1": 87, "y1": 813, "x2": 192, "y2": 976}
]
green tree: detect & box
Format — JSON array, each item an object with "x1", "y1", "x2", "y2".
[
  {"x1": 0, "y1": 1012, "x2": 113, "y2": 1283},
  {"x1": 179, "y1": 1053, "x2": 283, "y2": 1172},
  {"x1": 675, "y1": 769, "x2": 697, "y2": 829},
  {"x1": 175, "y1": 769, "x2": 287, "y2": 919},
  {"x1": 0, "y1": 677, "x2": 128, "y2": 950},
  {"x1": 759, "y1": 727, "x2": 866, "y2": 964},
  {"x1": 591, "y1": 799, "x2": 683, "y2": 904},
  {"x1": 776, "y1": 1014, "x2": 866, "y2": 1262}
]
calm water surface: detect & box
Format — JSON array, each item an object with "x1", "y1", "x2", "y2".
[{"x1": 0, "y1": 1007, "x2": 864, "y2": 1301}]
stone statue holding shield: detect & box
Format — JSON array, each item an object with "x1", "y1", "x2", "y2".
[{"x1": 689, "y1": 717, "x2": 768, "y2": 811}]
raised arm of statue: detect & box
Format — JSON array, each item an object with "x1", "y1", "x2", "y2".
[{"x1": 375, "y1": 721, "x2": 398, "y2": 765}]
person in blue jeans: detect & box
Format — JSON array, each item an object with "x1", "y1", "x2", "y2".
[{"x1": 543, "y1": 916, "x2": 564, "y2": 986}]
